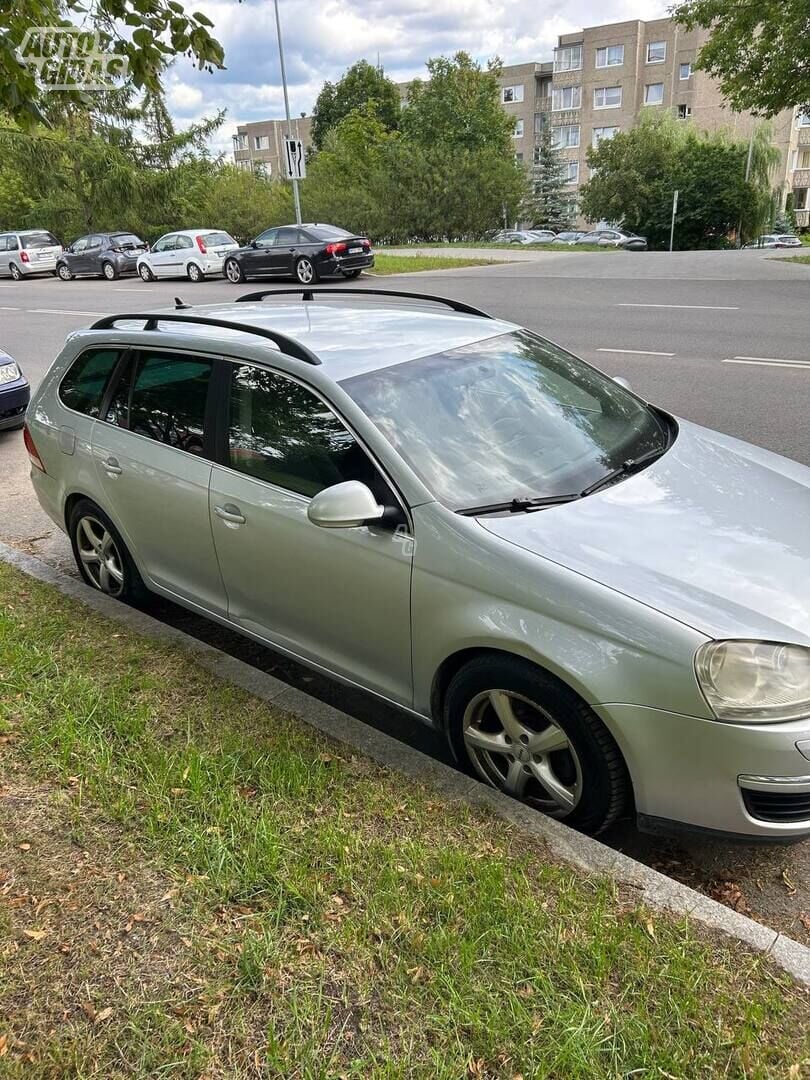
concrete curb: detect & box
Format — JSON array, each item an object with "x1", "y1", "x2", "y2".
[{"x1": 2, "y1": 539, "x2": 809, "y2": 987}]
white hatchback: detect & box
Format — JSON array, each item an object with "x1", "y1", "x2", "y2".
[{"x1": 137, "y1": 229, "x2": 239, "y2": 283}]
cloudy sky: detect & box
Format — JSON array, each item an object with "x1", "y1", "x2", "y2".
[{"x1": 163, "y1": 0, "x2": 669, "y2": 153}]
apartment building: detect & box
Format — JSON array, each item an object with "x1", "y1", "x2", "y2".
[{"x1": 232, "y1": 115, "x2": 313, "y2": 177}]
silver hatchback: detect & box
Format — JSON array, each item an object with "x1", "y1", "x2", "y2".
[{"x1": 25, "y1": 290, "x2": 810, "y2": 839}]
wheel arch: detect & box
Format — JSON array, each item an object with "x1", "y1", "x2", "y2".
[{"x1": 64, "y1": 491, "x2": 149, "y2": 580}]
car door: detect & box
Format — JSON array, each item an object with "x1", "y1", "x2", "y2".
[
  {"x1": 91, "y1": 347, "x2": 227, "y2": 615},
  {"x1": 148, "y1": 234, "x2": 176, "y2": 276},
  {"x1": 271, "y1": 227, "x2": 304, "y2": 275},
  {"x1": 0, "y1": 235, "x2": 8, "y2": 275},
  {"x1": 208, "y1": 361, "x2": 414, "y2": 706},
  {"x1": 174, "y1": 234, "x2": 195, "y2": 276},
  {"x1": 66, "y1": 235, "x2": 89, "y2": 273},
  {"x1": 243, "y1": 228, "x2": 280, "y2": 276},
  {"x1": 83, "y1": 235, "x2": 104, "y2": 274}
]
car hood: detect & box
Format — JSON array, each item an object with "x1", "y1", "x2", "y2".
[{"x1": 479, "y1": 420, "x2": 810, "y2": 645}]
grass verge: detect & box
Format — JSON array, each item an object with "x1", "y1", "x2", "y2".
[
  {"x1": 771, "y1": 254, "x2": 810, "y2": 265},
  {"x1": 370, "y1": 254, "x2": 507, "y2": 274},
  {"x1": 0, "y1": 561, "x2": 808, "y2": 1078}
]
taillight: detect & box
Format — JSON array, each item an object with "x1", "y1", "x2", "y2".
[
  {"x1": 362, "y1": 239, "x2": 371, "y2": 250},
  {"x1": 23, "y1": 424, "x2": 46, "y2": 472},
  {"x1": 195, "y1": 236, "x2": 207, "y2": 254},
  {"x1": 325, "y1": 242, "x2": 348, "y2": 256},
  {"x1": 19, "y1": 251, "x2": 29, "y2": 263}
]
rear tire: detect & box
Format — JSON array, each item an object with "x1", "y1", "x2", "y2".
[
  {"x1": 9, "y1": 263, "x2": 22, "y2": 281},
  {"x1": 224, "y1": 258, "x2": 245, "y2": 284},
  {"x1": 102, "y1": 261, "x2": 118, "y2": 280},
  {"x1": 68, "y1": 499, "x2": 149, "y2": 606},
  {"x1": 138, "y1": 263, "x2": 154, "y2": 282},
  {"x1": 294, "y1": 257, "x2": 317, "y2": 285},
  {"x1": 444, "y1": 655, "x2": 630, "y2": 835},
  {"x1": 187, "y1": 262, "x2": 203, "y2": 283}
]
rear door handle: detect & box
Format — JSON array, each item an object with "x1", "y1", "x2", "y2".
[
  {"x1": 214, "y1": 503, "x2": 246, "y2": 525},
  {"x1": 102, "y1": 455, "x2": 122, "y2": 475}
]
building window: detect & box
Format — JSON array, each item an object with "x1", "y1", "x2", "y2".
[
  {"x1": 679, "y1": 62, "x2": 692, "y2": 80},
  {"x1": 595, "y1": 45, "x2": 624, "y2": 68},
  {"x1": 515, "y1": 151, "x2": 524, "y2": 163},
  {"x1": 794, "y1": 188, "x2": 808, "y2": 209},
  {"x1": 551, "y1": 124, "x2": 580, "y2": 148},
  {"x1": 513, "y1": 119, "x2": 524, "y2": 138},
  {"x1": 552, "y1": 85, "x2": 581, "y2": 111},
  {"x1": 592, "y1": 126, "x2": 619, "y2": 146},
  {"x1": 797, "y1": 149, "x2": 810, "y2": 170},
  {"x1": 502, "y1": 84, "x2": 524, "y2": 104},
  {"x1": 646, "y1": 41, "x2": 666, "y2": 63},
  {"x1": 593, "y1": 85, "x2": 622, "y2": 109},
  {"x1": 799, "y1": 112, "x2": 810, "y2": 127},
  {"x1": 554, "y1": 45, "x2": 583, "y2": 72},
  {"x1": 565, "y1": 161, "x2": 579, "y2": 184},
  {"x1": 677, "y1": 104, "x2": 692, "y2": 120},
  {"x1": 253, "y1": 135, "x2": 270, "y2": 150},
  {"x1": 644, "y1": 83, "x2": 665, "y2": 106},
  {"x1": 233, "y1": 133, "x2": 247, "y2": 150},
  {"x1": 534, "y1": 113, "x2": 545, "y2": 134}
]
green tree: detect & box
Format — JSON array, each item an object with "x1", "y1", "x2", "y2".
[
  {"x1": 579, "y1": 113, "x2": 778, "y2": 248},
  {"x1": 311, "y1": 59, "x2": 400, "y2": 150},
  {"x1": 527, "y1": 128, "x2": 573, "y2": 230},
  {"x1": 402, "y1": 52, "x2": 513, "y2": 153},
  {"x1": 673, "y1": 0, "x2": 810, "y2": 118},
  {"x1": 203, "y1": 166, "x2": 293, "y2": 245},
  {"x1": 1, "y1": 0, "x2": 224, "y2": 128}
]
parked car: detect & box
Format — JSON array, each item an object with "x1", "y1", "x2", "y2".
[
  {"x1": 25, "y1": 288, "x2": 810, "y2": 841},
  {"x1": 223, "y1": 224, "x2": 374, "y2": 285},
  {"x1": 0, "y1": 230, "x2": 62, "y2": 279},
  {"x1": 525, "y1": 230, "x2": 558, "y2": 244},
  {"x1": 553, "y1": 231, "x2": 587, "y2": 245},
  {"x1": 492, "y1": 230, "x2": 544, "y2": 245},
  {"x1": 57, "y1": 232, "x2": 149, "y2": 280},
  {"x1": 137, "y1": 229, "x2": 239, "y2": 282},
  {"x1": 577, "y1": 229, "x2": 648, "y2": 251},
  {"x1": 745, "y1": 234, "x2": 803, "y2": 249},
  {"x1": 0, "y1": 347, "x2": 30, "y2": 430}
]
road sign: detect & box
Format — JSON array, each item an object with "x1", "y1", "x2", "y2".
[{"x1": 284, "y1": 138, "x2": 306, "y2": 180}]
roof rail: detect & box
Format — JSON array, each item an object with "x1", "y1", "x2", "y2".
[
  {"x1": 89, "y1": 312, "x2": 322, "y2": 366},
  {"x1": 235, "y1": 287, "x2": 493, "y2": 319}
]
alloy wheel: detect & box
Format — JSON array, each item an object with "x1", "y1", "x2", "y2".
[
  {"x1": 188, "y1": 263, "x2": 202, "y2": 282},
  {"x1": 102, "y1": 262, "x2": 116, "y2": 280},
  {"x1": 9, "y1": 264, "x2": 22, "y2": 280},
  {"x1": 138, "y1": 264, "x2": 152, "y2": 281},
  {"x1": 296, "y1": 258, "x2": 314, "y2": 284},
  {"x1": 57, "y1": 264, "x2": 72, "y2": 280},
  {"x1": 462, "y1": 689, "x2": 583, "y2": 816},
  {"x1": 225, "y1": 260, "x2": 243, "y2": 283},
  {"x1": 75, "y1": 515, "x2": 125, "y2": 597}
]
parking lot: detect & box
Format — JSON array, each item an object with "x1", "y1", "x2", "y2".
[{"x1": 2, "y1": 248, "x2": 809, "y2": 941}]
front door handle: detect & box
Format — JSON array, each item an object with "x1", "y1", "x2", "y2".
[
  {"x1": 214, "y1": 503, "x2": 246, "y2": 525},
  {"x1": 102, "y1": 455, "x2": 122, "y2": 475}
]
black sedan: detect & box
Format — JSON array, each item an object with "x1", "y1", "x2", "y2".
[
  {"x1": 56, "y1": 232, "x2": 149, "y2": 280},
  {"x1": 223, "y1": 224, "x2": 374, "y2": 285}
]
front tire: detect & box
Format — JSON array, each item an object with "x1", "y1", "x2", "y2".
[
  {"x1": 102, "y1": 261, "x2": 118, "y2": 280},
  {"x1": 294, "y1": 257, "x2": 317, "y2": 285},
  {"x1": 57, "y1": 263, "x2": 73, "y2": 281},
  {"x1": 444, "y1": 655, "x2": 630, "y2": 834},
  {"x1": 224, "y1": 258, "x2": 245, "y2": 284},
  {"x1": 68, "y1": 499, "x2": 148, "y2": 605},
  {"x1": 138, "y1": 263, "x2": 155, "y2": 282},
  {"x1": 187, "y1": 262, "x2": 203, "y2": 283}
]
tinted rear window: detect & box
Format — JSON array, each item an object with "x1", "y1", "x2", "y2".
[
  {"x1": 21, "y1": 231, "x2": 59, "y2": 248},
  {"x1": 305, "y1": 225, "x2": 354, "y2": 241},
  {"x1": 110, "y1": 234, "x2": 144, "y2": 247},
  {"x1": 59, "y1": 348, "x2": 122, "y2": 417},
  {"x1": 202, "y1": 232, "x2": 235, "y2": 246}
]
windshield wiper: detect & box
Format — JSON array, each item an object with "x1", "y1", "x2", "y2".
[
  {"x1": 579, "y1": 444, "x2": 668, "y2": 497},
  {"x1": 458, "y1": 493, "x2": 581, "y2": 516}
]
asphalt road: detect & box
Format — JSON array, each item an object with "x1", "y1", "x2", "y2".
[{"x1": 1, "y1": 250, "x2": 809, "y2": 942}]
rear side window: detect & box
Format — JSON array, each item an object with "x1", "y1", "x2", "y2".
[
  {"x1": 58, "y1": 348, "x2": 122, "y2": 417},
  {"x1": 227, "y1": 364, "x2": 379, "y2": 497},
  {"x1": 105, "y1": 351, "x2": 213, "y2": 455}
]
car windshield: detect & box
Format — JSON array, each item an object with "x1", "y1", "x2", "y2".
[
  {"x1": 341, "y1": 331, "x2": 671, "y2": 512},
  {"x1": 202, "y1": 232, "x2": 235, "y2": 246},
  {"x1": 110, "y1": 233, "x2": 143, "y2": 247},
  {"x1": 306, "y1": 225, "x2": 354, "y2": 241},
  {"x1": 21, "y1": 231, "x2": 59, "y2": 248}
]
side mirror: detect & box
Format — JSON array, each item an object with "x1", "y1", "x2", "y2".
[
  {"x1": 307, "y1": 481, "x2": 384, "y2": 529},
  {"x1": 250, "y1": 239, "x2": 259, "y2": 248},
  {"x1": 613, "y1": 376, "x2": 633, "y2": 392}
]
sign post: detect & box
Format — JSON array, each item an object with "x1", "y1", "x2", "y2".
[
  {"x1": 669, "y1": 189, "x2": 679, "y2": 252},
  {"x1": 273, "y1": 0, "x2": 302, "y2": 226}
]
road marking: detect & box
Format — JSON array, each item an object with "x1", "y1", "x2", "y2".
[
  {"x1": 724, "y1": 358, "x2": 810, "y2": 370},
  {"x1": 29, "y1": 308, "x2": 106, "y2": 316},
  {"x1": 733, "y1": 355, "x2": 809, "y2": 364},
  {"x1": 597, "y1": 348, "x2": 674, "y2": 357},
  {"x1": 617, "y1": 303, "x2": 739, "y2": 310},
  {"x1": 0, "y1": 305, "x2": 20, "y2": 310}
]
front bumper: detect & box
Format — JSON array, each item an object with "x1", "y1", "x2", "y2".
[
  {"x1": 320, "y1": 253, "x2": 375, "y2": 277},
  {"x1": 0, "y1": 378, "x2": 30, "y2": 429},
  {"x1": 595, "y1": 702, "x2": 810, "y2": 839}
]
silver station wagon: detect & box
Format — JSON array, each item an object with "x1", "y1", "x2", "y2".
[{"x1": 25, "y1": 289, "x2": 810, "y2": 839}]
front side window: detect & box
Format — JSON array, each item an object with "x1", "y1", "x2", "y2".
[
  {"x1": 645, "y1": 83, "x2": 664, "y2": 105},
  {"x1": 596, "y1": 45, "x2": 624, "y2": 68},
  {"x1": 647, "y1": 41, "x2": 666, "y2": 63},
  {"x1": 255, "y1": 228, "x2": 279, "y2": 247},
  {"x1": 59, "y1": 347, "x2": 122, "y2": 417},
  {"x1": 594, "y1": 85, "x2": 622, "y2": 109},
  {"x1": 552, "y1": 85, "x2": 581, "y2": 111},
  {"x1": 592, "y1": 126, "x2": 619, "y2": 146},
  {"x1": 554, "y1": 45, "x2": 582, "y2": 72},
  {"x1": 551, "y1": 124, "x2": 580, "y2": 148},
  {"x1": 152, "y1": 235, "x2": 176, "y2": 252},
  {"x1": 72, "y1": 236, "x2": 89, "y2": 253},
  {"x1": 105, "y1": 352, "x2": 212, "y2": 454},
  {"x1": 341, "y1": 332, "x2": 670, "y2": 512},
  {"x1": 227, "y1": 366, "x2": 381, "y2": 498},
  {"x1": 502, "y1": 84, "x2": 524, "y2": 103}
]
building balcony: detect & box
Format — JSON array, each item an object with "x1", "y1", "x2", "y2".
[
  {"x1": 794, "y1": 208, "x2": 809, "y2": 227},
  {"x1": 797, "y1": 127, "x2": 810, "y2": 146},
  {"x1": 792, "y1": 168, "x2": 810, "y2": 189},
  {"x1": 535, "y1": 96, "x2": 552, "y2": 113}
]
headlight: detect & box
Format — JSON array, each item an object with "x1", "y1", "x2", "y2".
[
  {"x1": 695, "y1": 640, "x2": 810, "y2": 723},
  {"x1": 0, "y1": 360, "x2": 21, "y2": 385}
]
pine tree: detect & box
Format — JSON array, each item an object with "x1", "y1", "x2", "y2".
[{"x1": 527, "y1": 128, "x2": 573, "y2": 230}]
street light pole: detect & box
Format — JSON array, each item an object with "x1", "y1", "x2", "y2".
[{"x1": 273, "y1": 0, "x2": 302, "y2": 226}]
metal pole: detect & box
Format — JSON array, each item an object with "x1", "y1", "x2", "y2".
[
  {"x1": 738, "y1": 128, "x2": 755, "y2": 246},
  {"x1": 273, "y1": 0, "x2": 302, "y2": 226},
  {"x1": 669, "y1": 189, "x2": 678, "y2": 252}
]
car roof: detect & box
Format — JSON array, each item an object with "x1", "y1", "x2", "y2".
[{"x1": 91, "y1": 298, "x2": 518, "y2": 381}]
